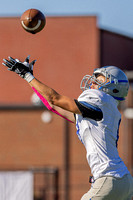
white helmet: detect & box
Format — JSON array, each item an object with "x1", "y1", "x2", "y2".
[{"x1": 80, "y1": 66, "x2": 129, "y2": 101}]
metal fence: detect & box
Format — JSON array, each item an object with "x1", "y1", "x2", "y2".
[{"x1": 0, "y1": 167, "x2": 59, "y2": 200}]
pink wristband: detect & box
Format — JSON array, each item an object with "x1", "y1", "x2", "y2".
[{"x1": 32, "y1": 87, "x2": 74, "y2": 123}]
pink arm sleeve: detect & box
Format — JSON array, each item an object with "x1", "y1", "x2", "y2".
[{"x1": 32, "y1": 87, "x2": 74, "y2": 123}]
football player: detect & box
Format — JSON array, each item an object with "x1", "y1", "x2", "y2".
[{"x1": 2, "y1": 56, "x2": 133, "y2": 200}]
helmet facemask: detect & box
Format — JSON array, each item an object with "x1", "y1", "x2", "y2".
[{"x1": 80, "y1": 72, "x2": 110, "y2": 91}]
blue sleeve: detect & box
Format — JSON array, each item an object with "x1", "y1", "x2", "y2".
[{"x1": 74, "y1": 99, "x2": 103, "y2": 121}]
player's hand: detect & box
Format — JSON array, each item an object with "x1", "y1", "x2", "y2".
[
  {"x1": 22, "y1": 55, "x2": 36, "y2": 76},
  {"x1": 2, "y1": 56, "x2": 36, "y2": 78}
]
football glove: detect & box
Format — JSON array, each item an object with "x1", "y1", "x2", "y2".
[{"x1": 2, "y1": 56, "x2": 36, "y2": 82}]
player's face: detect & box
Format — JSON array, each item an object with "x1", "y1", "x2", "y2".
[{"x1": 90, "y1": 75, "x2": 109, "y2": 89}]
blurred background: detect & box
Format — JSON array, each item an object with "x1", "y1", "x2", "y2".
[{"x1": 0, "y1": 0, "x2": 132, "y2": 200}]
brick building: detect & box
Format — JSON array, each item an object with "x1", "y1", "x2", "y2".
[{"x1": 0, "y1": 16, "x2": 132, "y2": 200}]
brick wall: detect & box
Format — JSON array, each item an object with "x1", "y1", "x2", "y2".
[{"x1": 0, "y1": 16, "x2": 99, "y2": 200}]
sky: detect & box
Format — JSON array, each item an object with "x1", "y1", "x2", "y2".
[{"x1": 1, "y1": 0, "x2": 133, "y2": 38}]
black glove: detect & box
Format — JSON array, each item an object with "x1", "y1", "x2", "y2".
[{"x1": 2, "y1": 56, "x2": 36, "y2": 78}]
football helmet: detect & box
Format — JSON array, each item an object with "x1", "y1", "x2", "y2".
[{"x1": 80, "y1": 66, "x2": 129, "y2": 100}]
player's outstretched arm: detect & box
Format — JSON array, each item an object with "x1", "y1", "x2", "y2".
[
  {"x1": 2, "y1": 56, "x2": 81, "y2": 119},
  {"x1": 32, "y1": 87, "x2": 76, "y2": 123},
  {"x1": 29, "y1": 78, "x2": 81, "y2": 115}
]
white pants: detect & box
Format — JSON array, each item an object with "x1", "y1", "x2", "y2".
[{"x1": 81, "y1": 174, "x2": 133, "y2": 200}]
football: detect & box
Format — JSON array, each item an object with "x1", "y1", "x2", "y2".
[{"x1": 20, "y1": 9, "x2": 46, "y2": 34}]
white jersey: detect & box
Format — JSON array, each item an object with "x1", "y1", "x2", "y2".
[{"x1": 75, "y1": 89, "x2": 129, "y2": 180}]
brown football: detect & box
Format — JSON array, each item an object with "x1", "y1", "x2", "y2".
[{"x1": 20, "y1": 9, "x2": 46, "y2": 34}]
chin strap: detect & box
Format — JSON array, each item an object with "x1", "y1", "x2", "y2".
[{"x1": 32, "y1": 87, "x2": 74, "y2": 123}]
